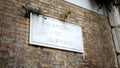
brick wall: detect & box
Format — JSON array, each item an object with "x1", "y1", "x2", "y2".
[{"x1": 0, "y1": 0, "x2": 118, "y2": 68}]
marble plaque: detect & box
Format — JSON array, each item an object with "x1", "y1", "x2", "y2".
[{"x1": 29, "y1": 13, "x2": 84, "y2": 53}]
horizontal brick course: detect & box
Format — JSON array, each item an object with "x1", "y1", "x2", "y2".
[{"x1": 0, "y1": 0, "x2": 118, "y2": 68}]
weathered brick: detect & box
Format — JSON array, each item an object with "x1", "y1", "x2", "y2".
[{"x1": 0, "y1": 0, "x2": 118, "y2": 68}]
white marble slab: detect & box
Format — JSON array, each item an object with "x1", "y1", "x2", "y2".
[
  {"x1": 29, "y1": 13, "x2": 84, "y2": 53},
  {"x1": 112, "y1": 27, "x2": 120, "y2": 53},
  {"x1": 65, "y1": 0, "x2": 107, "y2": 15},
  {"x1": 109, "y1": 7, "x2": 120, "y2": 27}
]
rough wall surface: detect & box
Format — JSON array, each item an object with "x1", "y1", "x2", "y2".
[{"x1": 0, "y1": 0, "x2": 118, "y2": 68}]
